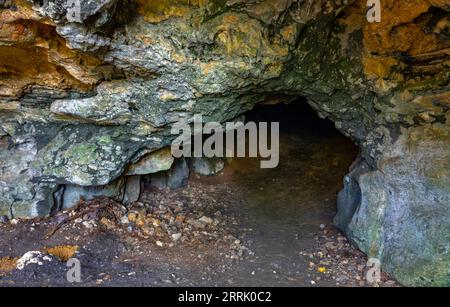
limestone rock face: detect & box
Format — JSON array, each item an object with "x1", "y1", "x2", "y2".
[
  {"x1": 336, "y1": 124, "x2": 450, "y2": 286},
  {"x1": 0, "y1": 0, "x2": 448, "y2": 285}
]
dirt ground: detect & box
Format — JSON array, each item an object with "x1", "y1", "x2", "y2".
[{"x1": 0, "y1": 125, "x2": 399, "y2": 287}]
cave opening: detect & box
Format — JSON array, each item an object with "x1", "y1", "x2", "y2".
[
  {"x1": 148, "y1": 96, "x2": 360, "y2": 230},
  {"x1": 161, "y1": 97, "x2": 361, "y2": 285},
  {"x1": 224, "y1": 97, "x2": 360, "y2": 227}
]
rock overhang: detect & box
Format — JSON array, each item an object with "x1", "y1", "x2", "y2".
[{"x1": 0, "y1": 0, "x2": 448, "y2": 286}]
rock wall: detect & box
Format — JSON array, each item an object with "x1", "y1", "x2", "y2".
[{"x1": 0, "y1": 0, "x2": 448, "y2": 285}]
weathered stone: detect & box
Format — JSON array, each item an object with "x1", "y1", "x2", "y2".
[
  {"x1": 189, "y1": 157, "x2": 225, "y2": 176},
  {"x1": 148, "y1": 158, "x2": 190, "y2": 189},
  {"x1": 62, "y1": 178, "x2": 126, "y2": 209},
  {"x1": 334, "y1": 155, "x2": 368, "y2": 231},
  {"x1": 123, "y1": 175, "x2": 143, "y2": 205},
  {"x1": 0, "y1": 215, "x2": 9, "y2": 224},
  {"x1": 126, "y1": 148, "x2": 174, "y2": 176},
  {"x1": 336, "y1": 124, "x2": 450, "y2": 286},
  {"x1": 171, "y1": 233, "x2": 182, "y2": 242}
]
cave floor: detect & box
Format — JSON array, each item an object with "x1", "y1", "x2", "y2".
[{"x1": 0, "y1": 130, "x2": 399, "y2": 287}]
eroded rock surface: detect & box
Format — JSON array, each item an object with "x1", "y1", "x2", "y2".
[{"x1": 0, "y1": 0, "x2": 448, "y2": 286}]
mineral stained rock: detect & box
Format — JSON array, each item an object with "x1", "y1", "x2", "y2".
[{"x1": 0, "y1": 0, "x2": 448, "y2": 286}]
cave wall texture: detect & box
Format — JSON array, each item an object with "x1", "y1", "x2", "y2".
[{"x1": 0, "y1": 0, "x2": 449, "y2": 286}]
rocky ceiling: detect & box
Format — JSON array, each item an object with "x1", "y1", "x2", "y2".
[{"x1": 0, "y1": 0, "x2": 448, "y2": 286}]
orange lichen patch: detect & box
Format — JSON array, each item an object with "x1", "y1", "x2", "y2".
[
  {"x1": 0, "y1": 0, "x2": 44, "y2": 24},
  {"x1": 137, "y1": 0, "x2": 199, "y2": 23},
  {"x1": 0, "y1": 20, "x2": 45, "y2": 44},
  {"x1": 0, "y1": 44, "x2": 92, "y2": 98},
  {"x1": 363, "y1": 1, "x2": 441, "y2": 55},
  {"x1": 44, "y1": 246, "x2": 78, "y2": 262},
  {"x1": 342, "y1": 0, "x2": 449, "y2": 83},
  {"x1": 0, "y1": 16, "x2": 105, "y2": 98},
  {"x1": 171, "y1": 51, "x2": 188, "y2": 63},
  {"x1": 280, "y1": 24, "x2": 297, "y2": 44},
  {"x1": 362, "y1": 0, "x2": 448, "y2": 55},
  {"x1": 0, "y1": 257, "x2": 18, "y2": 275},
  {"x1": 362, "y1": 55, "x2": 401, "y2": 79}
]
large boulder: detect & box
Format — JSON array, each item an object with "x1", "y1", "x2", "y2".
[
  {"x1": 189, "y1": 157, "x2": 225, "y2": 176},
  {"x1": 336, "y1": 124, "x2": 450, "y2": 286}
]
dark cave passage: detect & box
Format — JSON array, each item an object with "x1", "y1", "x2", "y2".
[
  {"x1": 185, "y1": 99, "x2": 361, "y2": 285},
  {"x1": 244, "y1": 98, "x2": 343, "y2": 138},
  {"x1": 188, "y1": 98, "x2": 360, "y2": 225},
  {"x1": 224, "y1": 98, "x2": 359, "y2": 223}
]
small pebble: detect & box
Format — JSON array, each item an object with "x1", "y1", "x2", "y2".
[
  {"x1": 171, "y1": 233, "x2": 182, "y2": 241},
  {"x1": 0, "y1": 215, "x2": 9, "y2": 224}
]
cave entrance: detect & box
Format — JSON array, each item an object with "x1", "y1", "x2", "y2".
[
  {"x1": 140, "y1": 97, "x2": 360, "y2": 285},
  {"x1": 202, "y1": 98, "x2": 359, "y2": 283},
  {"x1": 225, "y1": 98, "x2": 359, "y2": 227},
  {"x1": 174, "y1": 98, "x2": 360, "y2": 285}
]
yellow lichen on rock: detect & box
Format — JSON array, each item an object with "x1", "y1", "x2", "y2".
[
  {"x1": 363, "y1": 0, "x2": 443, "y2": 56},
  {"x1": 137, "y1": 0, "x2": 200, "y2": 23},
  {"x1": 342, "y1": 0, "x2": 449, "y2": 88},
  {"x1": 0, "y1": 257, "x2": 18, "y2": 275},
  {"x1": 44, "y1": 245, "x2": 79, "y2": 262},
  {"x1": 362, "y1": 55, "x2": 400, "y2": 79}
]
